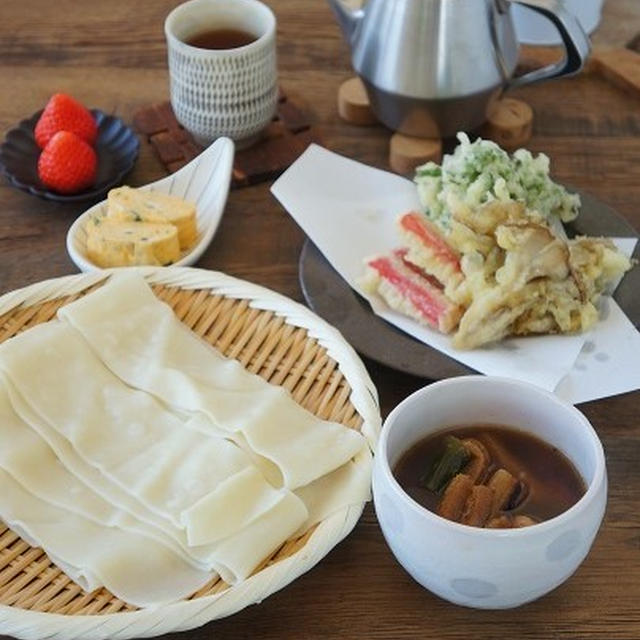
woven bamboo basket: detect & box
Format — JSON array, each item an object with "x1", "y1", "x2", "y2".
[{"x1": 0, "y1": 267, "x2": 381, "y2": 640}]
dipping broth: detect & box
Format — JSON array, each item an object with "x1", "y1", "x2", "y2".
[
  {"x1": 186, "y1": 28, "x2": 257, "y2": 50},
  {"x1": 393, "y1": 424, "x2": 586, "y2": 528}
]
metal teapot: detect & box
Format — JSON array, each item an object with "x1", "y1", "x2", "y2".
[{"x1": 328, "y1": 0, "x2": 590, "y2": 138}]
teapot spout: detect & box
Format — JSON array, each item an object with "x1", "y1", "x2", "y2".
[{"x1": 327, "y1": 0, "x2": 364, "y2": 44}]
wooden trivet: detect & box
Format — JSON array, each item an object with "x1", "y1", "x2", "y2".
[
  {"x1": 389, "y1": 133, "x2": 442, "y2": 174},
  {"x1": 337, "y1": 77, "x2": 377, "y2": 125},
  {"x1": 337, "y1": 76, "x2": 533, "y2": 175},
  {"x1": 480, "y1": 97, "x2": 533, "y2": 151},
  {"x1": 133, "y1": 91, "x2": 321, "y2": 188}
]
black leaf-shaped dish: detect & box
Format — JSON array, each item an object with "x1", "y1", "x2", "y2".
[{"x1": 0, "y1": 109, "x2": 139, "y2": 203}]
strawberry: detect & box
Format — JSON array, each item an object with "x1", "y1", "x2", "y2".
[
  {"x1": 37, "y1": 131, "x2": 97, "y2": 194},
  {"x1": 34, "y1": 93, "x2": 98, "y2": 149}
]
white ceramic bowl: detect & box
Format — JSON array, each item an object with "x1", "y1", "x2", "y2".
[
  {"x1": 372, "y1": 376, "x2": 607, "y2": 609},
  {"x1": 67, "y1": 137, "x2": 234, "y2": 272}
]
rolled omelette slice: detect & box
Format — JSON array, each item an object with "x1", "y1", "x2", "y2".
[
  {"x1": 107, "y1": 185, "x2": 198, "y2": 250},
  {"x1": 57, "y1": 273, "x2": 368, "y2": 489},
  {"x1": 0, "y1": 468, "x2": 212, "y2": 607},
  {"x1": 0, "y1": 321, "x2": 306, "y2": 560},
  {"x1": 86, "y1": 219, "x2": 181, "y2": 268}
]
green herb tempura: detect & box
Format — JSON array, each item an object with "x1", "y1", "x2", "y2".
[{"x1": 414, "y1": 133, "x2": 580, "y2": 229}]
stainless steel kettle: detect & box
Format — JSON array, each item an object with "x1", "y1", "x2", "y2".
[{"x1": 328, "y1": 0, "x2": 590, "y2": 138}]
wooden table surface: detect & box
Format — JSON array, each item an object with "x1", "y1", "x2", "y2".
[{"x1": 1, "y1": 1, "x2": 640, "y2": 639}]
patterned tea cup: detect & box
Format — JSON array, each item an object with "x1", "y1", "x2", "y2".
[{"x1": 165, "y1": 0, "x2": 278, "y2": 147}]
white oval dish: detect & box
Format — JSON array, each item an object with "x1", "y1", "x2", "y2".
[{"x1": 66, "y1": 136, "x2": 234, "y2": 272}]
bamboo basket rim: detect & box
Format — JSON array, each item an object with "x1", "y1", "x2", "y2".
[{"x1": 0, "y1": 266, "x2": 381, "y2": 640}]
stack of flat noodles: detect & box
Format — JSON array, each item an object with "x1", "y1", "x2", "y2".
[{"x1": 0, "y1": 273, "x2": 370, "y2": 607}]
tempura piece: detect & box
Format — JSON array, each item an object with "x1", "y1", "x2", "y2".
[
  {"x1": 361, "y1": 249, "x2": 463, "y2": 333},
  {"x1": 448, "y1": 194, "x2": 527, "y2": 236},
  {"x1": 361, "y1": 187, "x2": 633, "y2": 349},
  {"x1": 452, "y1": 210, "x2": 632, "y2": 349},
  {"x1": 398, "y1": 212, "x2": 464, "y2": 289}
]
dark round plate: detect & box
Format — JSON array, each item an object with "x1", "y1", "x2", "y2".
[
  {"x1": 299, "y1": 190, "x2": 640, "y2": 380},
  {"x1": 0, "y1": 109, "x2": 139, "y2": 202}
]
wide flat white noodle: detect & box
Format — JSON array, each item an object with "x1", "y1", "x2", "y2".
[
  {"x1": 0, "y1": 364, "x2": 363, "y2": 569},
  {"x1": 0, "y1": 321, "x2": 286, "y2": 549},
  {"x1": 0, "y1": 380, "x2": 161, "y2": 534},
  {"x1": 2, "y1": 377, "x2": 204, "y2": 567},
  {"x1": 294, "y1": 448, "x2": 373, "y2": 535},
  {"x1": 7, "y1": 518, "x2": 100, "y2": 593},
  {"x1": 0, "y1": 469, "x2": 211, "y2": 607},
  {"x1": 210, "y1": 490, "x2": 308, "y2": 584},
  {"x1": 58, "y1": 273, "x2": 367, "y2": 489},
  {"x1": 186, "y1": 417, "x2": 284, "y2": 488},
  {"x1": 0, "y1": 272, "x2": 374, "y2": 605},
  {"x1": 0, "y1": 377, "x2": 248, "y2": 583},
  {"x1": 1, "y1": 370, "x2": 311, "y2": 587},
  {"x1": 0, "y1": 322, "x2": 308, "y2": 570},
  {"x1": 183, "y1": 466, "x2": 285, "y2": 546}
]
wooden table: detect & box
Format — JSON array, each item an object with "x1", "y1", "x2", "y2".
[{"x1": 1, "y1": 1, "x2": 639, "y2": 638}]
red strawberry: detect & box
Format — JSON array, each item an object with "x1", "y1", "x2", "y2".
[
  {"x1": 37, "y1": 131, "x2": 97, "y2": 194},
  {"x1": 34, "y1": 93, "x2": 98, "y2": 149}
]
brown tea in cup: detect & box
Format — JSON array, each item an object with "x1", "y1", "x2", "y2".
[{"x1": 186, "y1": 28, "x2": 257, "y2": 50}]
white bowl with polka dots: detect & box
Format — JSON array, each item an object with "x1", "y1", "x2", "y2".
[{"x1": 372, "y1": 376, "x2": 607, "y2": 609}]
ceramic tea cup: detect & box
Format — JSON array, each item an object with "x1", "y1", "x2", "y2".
[
  {"x1": 165, "y1": 0, "x2": 278, "y2": 147},
  {"x1": 372, "y1": 376, "x2": 607, "y2": 609}
]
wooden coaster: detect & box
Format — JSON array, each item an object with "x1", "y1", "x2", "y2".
[
  {"x1": 389, "y1": 133, "x2": 442, "y2": 175},
  {"x1": 335, "y1": 77, "x2": 535, "y2": 174},
  {"x1": 133, "y1": 91, "x2": 321, "y2": 188},
  {"x1": 386, "y1": 96, "x2": 533, "y2": 175},
  {"x1": 337, "y1": 77, "x2": 377, "y2": 126},
  {"x1": 480, "y1": 98, "x2": 533, "y2": 151}
]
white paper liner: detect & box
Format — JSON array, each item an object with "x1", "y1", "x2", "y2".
[{"x1": 272, "y1": 144, "x2": 639, "y2": 403}]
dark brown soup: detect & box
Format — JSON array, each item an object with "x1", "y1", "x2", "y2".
[
  {"x1": 186, "y1": 28, "x2": 257, "y2": 50},
  {"x1": 393, "y1": 424, "x2": 586, "y2": 528}
]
